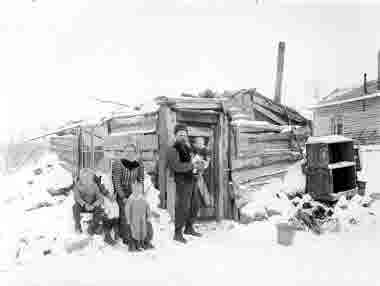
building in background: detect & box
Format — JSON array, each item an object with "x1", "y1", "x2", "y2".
[{"x1": 310, "y1": 52, "x2": 380, "y2": 145}]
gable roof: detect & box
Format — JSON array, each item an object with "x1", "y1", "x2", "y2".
[{"x1": 311, "y1": 80, "x2": 380, "y2": 109}]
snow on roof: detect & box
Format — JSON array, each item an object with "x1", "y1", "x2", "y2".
[
  {"x1": 108, "y1": 129, "x2": 156, "y2": 137},
  {"x1": 312, "y1": 80, "x2": 379, "y2": 108},
  {"x1": 231, "y1": 119, "x2": 282, "y2": 132},
  {"x1": 306, "y1": 135, "x2": 353, "y2": 144}
]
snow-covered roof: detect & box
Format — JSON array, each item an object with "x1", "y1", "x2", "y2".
[
  {"x1": 311, "y1": 79, "x2": 380, "y2": 109},
  {"x1": 231, "y1": 119, "x2": 282, "y2": 132},
  {"x1": 306, "y1": 135, "x2": 353, "y2": 144}
]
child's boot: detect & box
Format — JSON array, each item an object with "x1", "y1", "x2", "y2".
[
  {"x1": 104, "y1": 230, "x2": 117, "y2": 246},
  {"x1": 142, "y1": 240, "x2": 155, "y2": 250}
]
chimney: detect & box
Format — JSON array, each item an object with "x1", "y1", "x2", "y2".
[
  {"x1": 378, "y1": 50, "x2": 380, "y2": 90},
  {"x1": 364, "y1": 73, "x2": 368, "y2": 94},
  {"x1": 274, "y1": 41, "x2": 285, "y2": 104}
]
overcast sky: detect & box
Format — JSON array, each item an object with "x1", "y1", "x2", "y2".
[{"x1": 1, "y1": 0, "x2": 380, "y2": 140}]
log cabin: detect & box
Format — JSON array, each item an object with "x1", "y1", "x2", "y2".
[{"x1": 47, "y1": 89, "x2": 310, "y2": 222}]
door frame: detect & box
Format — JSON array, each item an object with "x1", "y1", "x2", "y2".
[{"x1": 177, "y1": 120, "x2": 218, "y2": 220}]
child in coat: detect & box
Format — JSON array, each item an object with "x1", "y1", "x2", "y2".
[
  {"x1": 94, "y1": 172, "x2": 120, "y2": 246},
  {"x1": 73, "y1": 168, "x2": 104, "y2": 235},
  {"x1": 124, "y1": 181, "x2": 155, "y2": 252},
  {"x1": 192, "y1": 137, "x2": 213, "y2": 207}
]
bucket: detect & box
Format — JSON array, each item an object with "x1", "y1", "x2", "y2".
[{"x1": 276, "y1": 223, "x2": 295, "y2": 246}]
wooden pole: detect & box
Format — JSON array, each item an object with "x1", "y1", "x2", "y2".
[
  {"x1": 377, "y1": 50, "x2": 380, "y2": 90},
  {"x1": 77, "y1": 127, "x2": 83, "y2": 180},
  {"x1": 157, "y1": 104, "x2": 176, "y2": 220},
  {"x1": 274, "y1": 41, "x2": 285, "y2": 104},
  {"x1": 90, "y1": 127, "x2": 95, "y2": 169},
  {"x1": 217, "y1": 113, "x2": 230, "y2": 220}
]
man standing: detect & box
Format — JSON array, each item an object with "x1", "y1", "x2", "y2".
[{"x1": 167, "y1": 123, "x2": 203, "y2": 243}]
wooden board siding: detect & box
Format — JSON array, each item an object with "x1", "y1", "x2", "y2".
[
  {"x1": 231, "y1": 151, "x2": 301, "y2": 171},
  {"x1": 313, "y1": 97, "x2": 380, "y2": 144},
  {"x1": 109, "y1": 113, "x2": 158, "y2": 134},
  {"x1": 231, "y1": 161, "x2": 292, "y2": 185},
  {"x1": 235, "y1": 132, "x2": 291, "y2": 158}
]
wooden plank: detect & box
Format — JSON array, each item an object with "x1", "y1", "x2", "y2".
[
  {"x1": 49, "y1": 141, "x2": 76, "y2": 150},
  {"x1": 238, "y1": 146, "x2": 291, "y2": 158},
  {"x1": 187, "y1": 126, "x2": 213, "y2": 137},
  {"x1": 234, "y1": 124, "x2": 282, "y2": 134},
  {"x1": 110, "y1": 113, "x2": 158, "y2": 134},
  {"x1": 231, "y1": 151, "x2": 301, "y2": 171},
  {"x1": 238, "y1": 142, "x2": 266, "y2": 158},
  {"x1": 236, "y1": 132, "x2": 291, "y2": 158},
  {"x1": 231, "y1": 161, "x2": 292, "y2": 185},
  {"x1": 217, "y1": 113, "x2": 229, "y2": 220},
  {"x1": 90, "y1": 127, "x2": 95, "y2": 169},
  {"x1": 251, "y1": 92, "x2": 306, "y2": 123},
  {"x1": 49, "y1": 145, "x2": 73, "y2": 153},
  {"x1": 158, "y1": 105, "x2": 176, "y2": 218},
  {"x1": 222, "y1": 115, "x2": 230, "y2": 219},
  {"x1": 174, "y1": 102, "x2": 221, "y2": 110},
  {"x1": 176, "y1": 110, "x2": 219, "y2": 124},
  {"x1": 50, "y1": 136, "x2": 76, "y2": 144},
  {"x1": 156, "y1": 96, "x2": 223, "y2": 110},
  {"x1": 238, "y1": 132, "x2": 290, "y2": 144},
  {"x1": 253, "y1": 103, "x2": 287, "y2": 125},
  {"x1": 141, "y1": 150, "x2": 156, "y2": 161},
  {"x1": 102, "y1": 133, "x2": 158, "y2": 151},
  {"x1": 239, "y1": 140, "x2": 290, "y2": 151},
  {"x1": 172, "y1": 108, "x2": 219, "y2": 115}
]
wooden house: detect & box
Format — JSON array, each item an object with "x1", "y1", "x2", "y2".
[
  {"x1": 48, "y1": 89, "x2": 310, "y2": 221},
  {"x1": 311, "y1": 80, "x2": 380, "y2": 144},
  {"x1": 311, "y1": 52, "x2": 380, "y2": 145}
]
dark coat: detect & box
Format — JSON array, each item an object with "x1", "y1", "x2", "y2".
[{"x1": 166, "y1": 142, "x2": 194, "y2": 182}]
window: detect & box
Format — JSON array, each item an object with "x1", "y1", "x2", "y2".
[{"x1": 330, "y1": 115, "x2": 343, "y2": 135}]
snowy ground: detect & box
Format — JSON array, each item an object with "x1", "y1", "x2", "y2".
[{"x1": 1, "y1": 149, "x2": 380, "y2": 286}]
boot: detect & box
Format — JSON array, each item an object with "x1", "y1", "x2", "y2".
[
  {"x1": 128, "y1": 240, "x2": 142, "y2": 252},
  {"x1": 93, "y1": 224, "x2": 103, "y2": 235},
  {"x1": 184, "y1": 224, "x2": 202, "y2": 237},
  {"x1": 72, "y1": 204, "x2": 83, "y2": 234},
  {"x1": 173, "y1": 230, "x2": 187, "y2": 243},
  {"x1": 113, "y1": 224, "x2": 120, "y2": 241},
  {"x1": 104, "y1": 231, "x2": 117, "y2": 246},
  {"x1": 87, "y1": 223, "x2": 95, "y2": 236},
  {"x1": 91, "y1": 207, "x2": 104, "y2": 235},
  {"x1": 75, "y1": 224, "x2": 83, "y2": 234},
  {"x1": 87, "y1": 221, "x2": 102, "y2": 235},
  {"x1": 142, "y1": 240, "x2": 155, "y2": 250}
]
